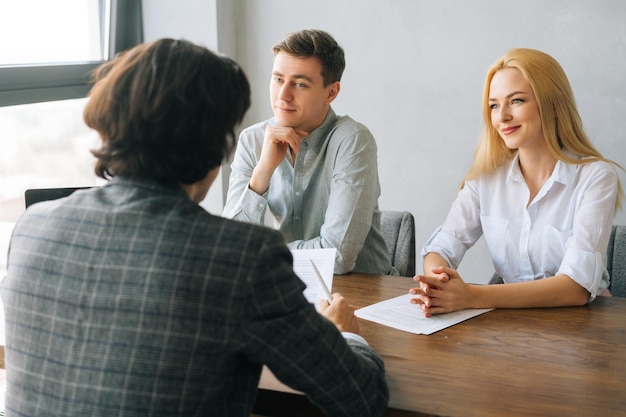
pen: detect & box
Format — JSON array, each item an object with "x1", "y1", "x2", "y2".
[{"x1": 310, "y1": 259, "x2": 333, "y2": 303}]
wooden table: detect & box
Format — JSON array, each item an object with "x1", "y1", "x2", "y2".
[{"x1": 255, "y1": 273, "x2": 626, "y2": 417}]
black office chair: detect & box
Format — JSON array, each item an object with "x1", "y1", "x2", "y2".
[
  {"x1": 489, "y1": 225, "x2": 626, "y2": 297},
  {"x1": 380, "y1": 210, "x2": 416, "y2": 277},
  {"x1": 24, "y1": 187, "x2": 92, "y2": 208}
]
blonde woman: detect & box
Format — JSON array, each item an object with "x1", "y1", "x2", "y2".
[{"x1": 411, "y1": 48, "x2": 623, "y2": 316}]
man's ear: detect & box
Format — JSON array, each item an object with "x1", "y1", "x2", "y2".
[{"x1": 326, "y1": 81, "x2": 341, "y2": 103}]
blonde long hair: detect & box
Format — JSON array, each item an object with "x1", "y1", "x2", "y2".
[{"x1": 463, "y1": 48, "x2": 623, "y2": 210}]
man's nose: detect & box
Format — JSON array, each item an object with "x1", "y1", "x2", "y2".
[{"x1": 277, "y1": 84, "x2": 292, "y2": 101}]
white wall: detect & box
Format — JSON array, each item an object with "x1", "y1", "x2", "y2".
[
  {"x1": 143, "y1": 0, "x2": 626, "y2": 283},
  {"x1": 142, "y1": 0, "x2": 225, "y2": 214},
  {"x1": 142, "y1": 0, "x2": 217, "y2": 47},
  {"x1": 230, "y1": 0, "x2": 626, "y2": 283}
]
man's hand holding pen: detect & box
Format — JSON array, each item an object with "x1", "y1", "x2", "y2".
[{"x1": 319, "y1": 293, "x2": 360, "y2": 334}]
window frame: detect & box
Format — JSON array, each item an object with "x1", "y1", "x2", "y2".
[{"x1": 0, "y1": 0, "x2": 143, "y2": 108}]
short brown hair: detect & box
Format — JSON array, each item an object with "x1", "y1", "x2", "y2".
[
  {"x1": 84, "y1": 38, "x2": 250, "y2": 184},
  {"x1": 273, "y1": 29, "x2": 345, "y2": 86}
]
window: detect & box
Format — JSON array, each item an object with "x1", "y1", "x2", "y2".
[
  {"x1": 0, "y1": 1, "x2": 104, "y2": 65},
  {"x1": 0, "y1": 0, "x2": 142, "y2": 275},
  {"x1": 0, "y1": 0, "x2": 142, "y2": 107},
  {"x1": 0, "y1": 98, "x2": 101, "y2": 222}
]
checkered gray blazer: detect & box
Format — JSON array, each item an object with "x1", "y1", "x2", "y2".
[{"x1": 2, "y1": 177, "x2": 388, "y2": 417}]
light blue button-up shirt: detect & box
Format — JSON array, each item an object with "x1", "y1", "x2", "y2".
[
  {"x1": 223, "y1": 108, "x2": 392, "y2": 275},
  {"x1": 422, "y1": 152, "x2": 619, "y2": 300}
]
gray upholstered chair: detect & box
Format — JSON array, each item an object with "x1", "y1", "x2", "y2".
[
  {"x1": 489, "y1": 225, "x2": 626, "y2": 297},
  {"x1": 380, "y1": 210, "x2": 416, "y2": 277},
  {"x1": 607, "y1": 225, "x2": 626, "y2": 297}
]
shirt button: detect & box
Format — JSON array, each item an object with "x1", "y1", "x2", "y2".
[{"x1": 295, "y1": 191, "x2": 301, "y2": 196}]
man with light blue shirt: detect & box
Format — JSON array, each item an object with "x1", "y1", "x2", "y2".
[{"x1": 223, "y1": 29, "x2": 393, "y2": 275}]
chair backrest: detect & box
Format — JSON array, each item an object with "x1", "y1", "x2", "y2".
[
  {"x1": 607, "y1": 225, "x2": 626, "y2": 297},
  {"x1": 25, "y1": 187, "x2": 91, "y2": 208},
  {"x1": 380, "y1": 210, "x2": 416, "y2": 277}
]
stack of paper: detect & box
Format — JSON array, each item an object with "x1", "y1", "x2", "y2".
[{"x1": 290, "y1": 248, "x2": 336, "y2": 309}]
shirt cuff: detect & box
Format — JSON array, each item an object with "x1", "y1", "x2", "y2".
[
  {"x1": 421, "y1": 227, "x2": 466, "y2": 269},
  {"x1": 558, "y1": 248, "x2": 606, "y2": 301},
  {"x1": 241, "y1": 184, "x2": 268, "y2": 219},
  {"x1": 341, "y1": 332, "x2": 369, "y2": 346}
]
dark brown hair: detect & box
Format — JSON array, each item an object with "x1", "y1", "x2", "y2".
[
  {"x1": 273, "y1": 29, "x2": 345, "y2": 86},
  {"x1": 84, "y1": 38, "x2": 250, "y2": 184}
]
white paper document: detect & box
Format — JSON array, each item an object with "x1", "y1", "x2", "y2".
[
  {"x1": 355, "y1": 293, "x2": 493, "y2": 335},
  {"x1": 290, "y1": 248, "x2": 336, "y2": 308}
]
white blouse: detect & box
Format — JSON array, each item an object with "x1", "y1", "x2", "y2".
[{"x1": 422, "y1": 152, "x2": 619, "y2": 300}]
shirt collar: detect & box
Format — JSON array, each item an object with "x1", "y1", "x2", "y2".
[
  {"x1": 302, "y1": 107, "x2": 338, "y2": 154},
  {"x1": 506, "y1": 153, "x2": 524, "y2": 183},
  {"x1": 506, "y1": 149, "x2": 580, "y2": 186}
]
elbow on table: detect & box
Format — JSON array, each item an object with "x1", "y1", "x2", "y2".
[
  {"x1": 334, "y1": 263, "x2": 353, "y2": 275},
  {"x1": 568, "y1": 284, "x2": 592, "y2": 307},
  {"x1": 572, "y1": 293, "x2": 590, "y2": 307},
  {"x1": 556, "y1": 274, "x2": 593, "y2": 307},
  {"x1": 333, "y1": 252, "x2": 357, "y2": 275}
]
